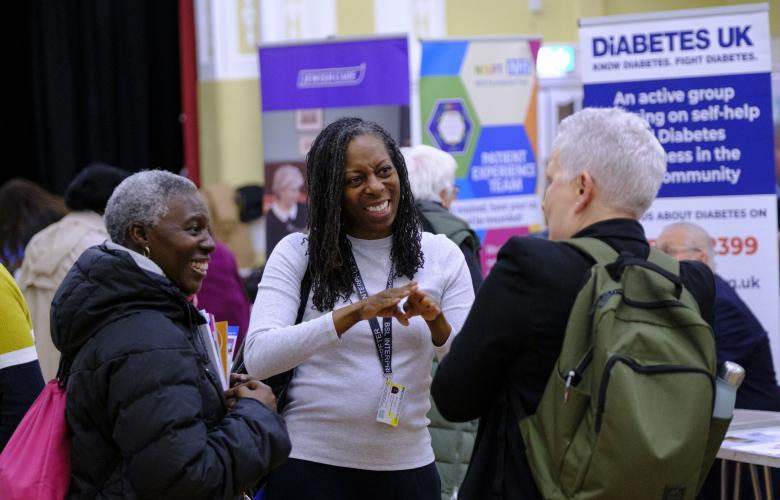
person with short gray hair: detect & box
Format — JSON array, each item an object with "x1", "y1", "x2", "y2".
[
  {"x1": 656, "y1": 221, "x2": 780, "y2": 498},
  {"x1": 432, "y1": 107, "x2": 716, "y2": 499},
  {"x1": 403, "y1": 144, "x2": 480, "y2": 500},
  {"x1": 51, "y1": 169, "x2": 291, "y2": 498},
  {"x1": 104, "y1": 169, "x2": 198, "y2": 246},
  {"x1": 553, "y1": 106, "x2": 666, "y2": 220},
  {"x1": 405, "y1": 145, "x2": 459, "y2": 207},
  {"x1": 654, "y1": 222, "x2": 715, "y2": 264},
  {"x1": 404, "y1": 145, "x2": 482, "y2": 293}
]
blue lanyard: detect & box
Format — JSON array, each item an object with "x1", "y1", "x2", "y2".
[{"x1": 346, "y1": 252, "x2": 395, "y2": 377}]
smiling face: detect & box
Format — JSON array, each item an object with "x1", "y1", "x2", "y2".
[
  {"x1": 341, "y1": 133, "x2": 400, "y2": 240},
  {"x1": 145, "y1": 192, "x2": 215, "y2": 295},
  {"x1": 542, "y1": 150, "x2": 580, "y2": 240}
]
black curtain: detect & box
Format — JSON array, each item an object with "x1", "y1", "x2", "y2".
[{"x1": 4, "y1": 0, "x2": 182, "y2": 196}]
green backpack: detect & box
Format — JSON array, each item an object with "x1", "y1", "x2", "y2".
[{"x1": 518, "y1": 237, "x2": 730, "y2": 500}]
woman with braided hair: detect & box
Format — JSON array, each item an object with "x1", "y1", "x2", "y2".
[{"x1": 244, "y1": 117, "x2": 475, "y2": 499}]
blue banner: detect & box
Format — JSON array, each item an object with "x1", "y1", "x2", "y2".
[{"x1": 585, "y1": 72, "x2": 774, "y2": 197}]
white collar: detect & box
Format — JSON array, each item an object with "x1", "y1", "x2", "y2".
[{"x1": 270, "y1": 201, "x2": 298, "y2": 221}]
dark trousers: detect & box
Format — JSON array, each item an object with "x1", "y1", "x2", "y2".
[{"x1": 266, "y1": 458, "x2": 441, "y2": 500}]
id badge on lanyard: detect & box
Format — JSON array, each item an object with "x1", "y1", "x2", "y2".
[{"x1": 347, "y1": 253, "x2": 406, "y2": 427}]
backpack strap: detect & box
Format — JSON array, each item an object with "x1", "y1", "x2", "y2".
[
  {"x1": 648, "y1": 247, "x2": 702, "y2": 313},
  {"x1": 647, "y1": 247, "x2": 680, "y2": 276},
  {"x1": 566, "y1": 238, "x2": 691, "y2": 302},
  {"x1": 562, "y1": 237, "x2": 619, "y2": 264}
]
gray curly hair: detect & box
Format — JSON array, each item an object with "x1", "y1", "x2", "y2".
[{"x1": 104, "y1": 170, "x2": 198, "y2": 246}]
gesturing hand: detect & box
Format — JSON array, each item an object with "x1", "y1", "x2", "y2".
[
  {"x1": 402, "y1": 289, "x2": 442, "y2": 322},
  {"x1": 334, "y1": 282, "x2": 418, "y2": 334},
  {"x1": 403, "y1": 288, "x2": 451, "y2": 347},
  {"x1": 359, "y1": 282, "x2": 418, "y2": 326}
]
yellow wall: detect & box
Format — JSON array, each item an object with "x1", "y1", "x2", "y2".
[
  {"x1": 447, "y1": 0, "x2": 780, "y2": 40},
  {"x1": 446, "y1": 0, "x2": 582, "y2": 41},
  {"x1": 198, "y1": 79, "x2": 263, "y2": 186},
  {"x1": 337, "y1": 0, "x2": 374, "y2": 35}
]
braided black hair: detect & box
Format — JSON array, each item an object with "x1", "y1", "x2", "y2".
[{"x1": 305, "y1": 117, "x2": 422, "y2": 311}]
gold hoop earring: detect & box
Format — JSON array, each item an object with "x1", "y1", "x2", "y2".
[{"x1": 143, "y1": 246, "x2": 151, "y2": 258}]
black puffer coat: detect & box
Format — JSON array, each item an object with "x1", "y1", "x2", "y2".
[{"x1": 51, "y1": 244, "x2": 290, "y2": 499}]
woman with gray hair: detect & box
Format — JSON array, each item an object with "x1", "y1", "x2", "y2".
[
  {"x1": 404, "y1": 145, "x2": 482, "y2": 292},
  {"x1": 50, "y1": 170, "x2": 291, "y2": 499},
  {"x1": 266, "y1": 164, "x2": 308, "y2": 257}
]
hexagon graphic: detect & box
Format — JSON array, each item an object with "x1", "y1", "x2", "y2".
[
  {"x1": 427, "y1": 99, "x2": 473, "y2": 154},
  {"x1": 419, "y1": 75, "x2": 481, "y2": 177}
]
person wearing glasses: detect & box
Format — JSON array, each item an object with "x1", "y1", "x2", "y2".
[
  {"x1": 403, "y1": 145, "x2": 482, "y2": 293},
  {"x1": 656, "y1": 222, "x2": 780, "y2": 412},
  {"x1": 656, "y1": 221, "x2": 780, "y2": 499}
]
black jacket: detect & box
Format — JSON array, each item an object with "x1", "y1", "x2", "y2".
[
  {"x1": 431, "y1": 219, "x2": 715, "y2": 500},
  {"x1": 51, "y1": 244, "x2": 291, "y2": 499}
]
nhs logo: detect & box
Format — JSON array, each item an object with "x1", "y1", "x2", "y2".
[{"x1": 506, "y1": 58, "x2": 532, "y2": 76}]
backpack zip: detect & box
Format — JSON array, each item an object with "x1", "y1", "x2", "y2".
[
  {"x1": 563, "y1": 348, "x2": 594, "y2": 403},
  {"x1": 588, "y1": 288, "x2": 622, "y2": 314},
  {"x1": 595, "y1": 354, "x2": 714, "y2": 432}
]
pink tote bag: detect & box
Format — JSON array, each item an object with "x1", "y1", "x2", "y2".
[{"x1": 0, "y1": 380, "x2": 71, "y2": 499}]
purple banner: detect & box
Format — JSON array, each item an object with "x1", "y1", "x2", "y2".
[{"x1": 259, "y1": 37, "x2": 410, "y2": 111}]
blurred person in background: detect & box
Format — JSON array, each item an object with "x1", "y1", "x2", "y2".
[
  {"x1": 404, "y1": 144, "x2": 480, "y2": 500},
  {"x1": 266, "y1": 164, "x2": 308, "y2": 258},
  {"x1": 656, "y1": 222, "x2": 780, "y2": 499},
  {"x1": 0, "y1": 179, "x2": 67, "y2": 277},
  {"x1": 235, "y1": 184, "x2": 268, "y2": 303},
  {"x1": 51, "y1": 170, "x2": 290, "y2": 498},
  {"x1": 0, "y1": 263, "x2": 44, "y2": 452},
  {"x1": 656, "y1": 222, "x2": 780, "y2": 411},
  {"x1": 244, "y1": 118, "x2": 474, "y2": 500},
  {"x1": 18, "y1": 163, "x2": 128, "y2": 381},
  {"x1": 236, "y1": 184, "x2": 267, "y2": 266},
  {"x1": 404, "y1": 144, "x2": 482, "y2": 293}
]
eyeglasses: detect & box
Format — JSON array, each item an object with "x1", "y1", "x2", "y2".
[
  {"x1": 657, "y1": 245, "x2": 702, "y2": 258},
  {"x1": 444, "y1": 184, "x2": 459, "y2": 197}
]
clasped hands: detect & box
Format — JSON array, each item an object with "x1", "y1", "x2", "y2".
[
  {"x1": 358, "y1": 282, "x2": 439, "y2": 325},
  {"x1": 225, "y1": 373, "x2": 277, "y2": 411},
  {"x1": 334, "y1": 282, "x2": 451, "y2": 346}
]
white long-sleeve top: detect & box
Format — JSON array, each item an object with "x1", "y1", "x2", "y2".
[{"x1": 245, "y1": 231, "x2": 475, "y2": 470}]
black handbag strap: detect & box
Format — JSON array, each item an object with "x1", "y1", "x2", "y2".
[
  {"x1": 295, "y1": 265, "x2": 312, "y2": 325},
  {"x1": 233, "y1": 264, "x2": 311, "y2": 374}
]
